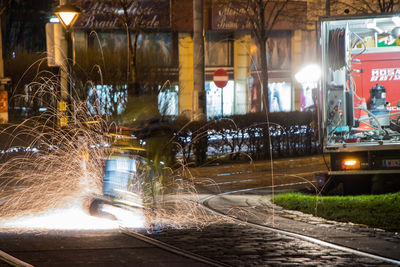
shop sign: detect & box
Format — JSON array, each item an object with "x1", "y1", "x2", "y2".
[{"x1": 72, "y1": 0, "x2": 170, "y2": 30}]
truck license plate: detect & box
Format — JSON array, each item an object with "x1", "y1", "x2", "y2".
[{"x1": 383, "y1": 159, "x2": 400, "y2": 167}]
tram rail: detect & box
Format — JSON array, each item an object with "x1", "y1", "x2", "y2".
[{"x1": 199, "y1": 182, "x2": 400, "y2": 266}]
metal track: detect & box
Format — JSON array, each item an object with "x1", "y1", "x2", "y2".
[
  {"x1": 0, "y1": 227, "x2": 227, "y2": 267},
  {"x1": 120, "y1": 226, "x2": 229, "y2": 267},
  {"x1": 199, "y1": 184, "x2": 400, "y2": 266},
  {"x1": 0, "y1": 250, "x2": 33, "y2": 267},
  {"x1": 3, "y1": 181, "x2": 397, "y2": 266}
]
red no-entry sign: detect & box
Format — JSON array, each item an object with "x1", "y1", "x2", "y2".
[{"x1": 213, "y1": 68, "x2": 228, "y2": 88}]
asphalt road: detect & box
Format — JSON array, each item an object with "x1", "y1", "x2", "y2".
[{"x1": 189, "y1": 155, "x2": 328, "y2": 193}]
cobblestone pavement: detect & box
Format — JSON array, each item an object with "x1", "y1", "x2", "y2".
[
  {"x1": 136, "y1": 155, "x2": 400, "y2": 266},
  {"x1": 160, "y1": 156, "x2": 399, "y2": 266},
  {"x1": 142, "y1": 222, "x2": 390, "y2": 266},
  {"x1": 137, "y1": 193, "x2": 398, "y2": 266}
]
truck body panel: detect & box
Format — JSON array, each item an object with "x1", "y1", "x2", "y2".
[{"x1": 320, "y1": 14, "x2": 400, "y2": 176}]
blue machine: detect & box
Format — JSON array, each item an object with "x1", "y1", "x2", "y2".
[{"x1": 102, "y1": 153, "x2": 146, "y2": 208}]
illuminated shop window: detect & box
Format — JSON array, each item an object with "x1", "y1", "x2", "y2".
[
  {"x1": 251, "y1": 31, "x2": 291, "y2": 71},
  {"x1": 247, "y1": 76, "x2": 293, "y2": 113},
  {"x1": 87, "y1": 85, "x2": 127, "y2": 115},
  {"x1": 158, "y1": 85, "x2": 179, "y2": 116},
  {"x1": 300, "y1": 86, "x2": 316, "y2": 111},
  {"x1": 206, "y1": 81, "x2": 234, "y2": 118},
  {"x1": 268, "y1": 82, "x2": 292, "y2": 112}
]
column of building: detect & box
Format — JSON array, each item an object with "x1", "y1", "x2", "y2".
[
  {"x1": 178, "y1": 33, "x2": 194, "y2": 117},
  {"x1": 292, "y1": 29, "x2": 304, "y2": 111},
  {"x1": 233, "y1": 32, "x2": 251, "y2": 114}
]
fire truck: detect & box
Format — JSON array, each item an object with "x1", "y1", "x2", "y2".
[{"x1": 319, "y1": 13, "x2": 400, "y2": 193}]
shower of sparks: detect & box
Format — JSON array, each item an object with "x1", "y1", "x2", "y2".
[
  {"x1": 0, "y1": 67, "x2": 132, "y2": 231},
  {"x1": 0, "y1": 45, "x2": 323, "y2": 235},
  {"x1": 0, "y1": 69, "x2": 222, "y2": 233}
]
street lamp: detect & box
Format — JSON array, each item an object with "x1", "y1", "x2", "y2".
[
  {"x1": 295, "y1": 64, "x2": 321, "y2": 110},
  {"x1": 295, "y1": 63, "x2": 322, "y2": 148},
  {"x1": 295, "y1": 64, "x2": 321, "y2": 86},
  {"x1": 54, "y1": 4, "x2": 80, "y2": 32},
  {"x1": 54, "y1": 3, "x2": 80, "y2": 127}
]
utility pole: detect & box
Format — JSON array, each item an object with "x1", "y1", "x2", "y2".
[
  {"x1": 192, "y1": 0, "x2": 206, "y2": 120},
  {"x1": 59, "y1": 0, "x2": 69, "y2": 127},
  {"x1": 54, "y1": 0, "x2": 80, "y2": 127}
]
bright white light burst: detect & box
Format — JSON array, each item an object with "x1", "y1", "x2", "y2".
[{"x1": 0, "y1": 207, "x2": 118, "y2": 231}]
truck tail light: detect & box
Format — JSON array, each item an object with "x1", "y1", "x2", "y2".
[{"x1": 342, "y1": 159, "x2": 360, "y2": 170}]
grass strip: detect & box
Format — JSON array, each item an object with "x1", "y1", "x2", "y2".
[{"x1": 273, "y1": 192, "x2": 400, "y2": 232}]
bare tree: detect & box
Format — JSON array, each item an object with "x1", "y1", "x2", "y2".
[
  {"x1": 215, "y1": 0, "x2": 305, "y2": 113},
  {"x1": 377, "y1": 0, "x2": 399, "y2": 11},
  {"x1": 106, "y1": 0, "x2": 150, "y2": 97},
  {"x1": 76, "y1": 0, "x2": 162, "y2": 97},
  {"x1": 73, "y1": 1, "x2": 174, "y2": 121},
  {"x1": 333, "y1": 0, "x2": 400, "y2": 14}
]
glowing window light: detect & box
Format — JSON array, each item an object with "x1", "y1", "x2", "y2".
[
  {"x1": 268, "y1": 82, "x2": 292, "y2": 112},
  {"x1": 206, "y1": 80, "x2": 234, "y2": 118},
  {"x1": 158, "y1": 85, "x2": 178, "y2": 116}
]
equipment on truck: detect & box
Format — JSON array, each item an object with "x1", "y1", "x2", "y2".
[{"x1": 319, "y1": 14, "x2": 400, "y2": 193}]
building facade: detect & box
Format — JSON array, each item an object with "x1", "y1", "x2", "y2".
[{"x1": 71, "y1": 0, "x2": 319, "y2": 118}]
